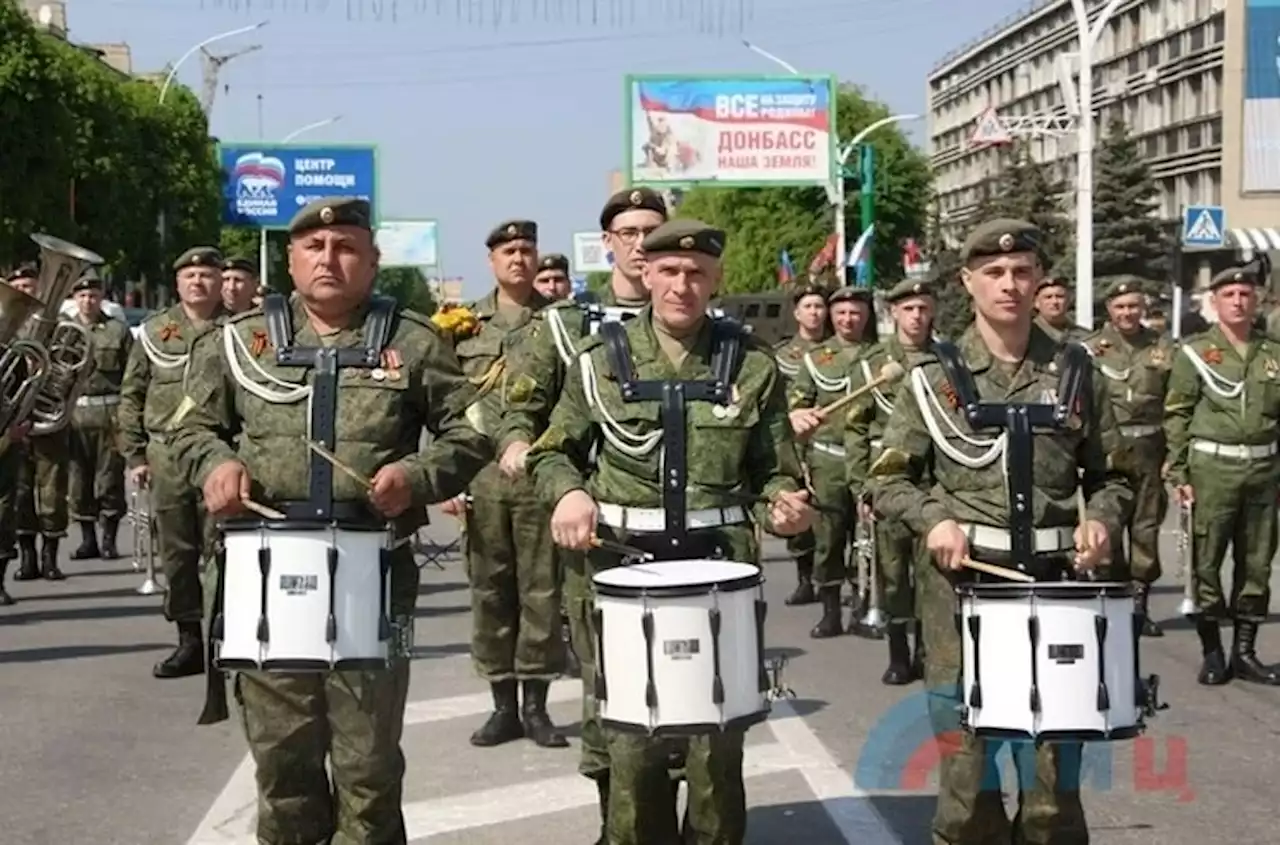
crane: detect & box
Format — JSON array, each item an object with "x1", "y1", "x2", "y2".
[{"x1": 199, "y1": 43, "x2": 261, "y2": 115}]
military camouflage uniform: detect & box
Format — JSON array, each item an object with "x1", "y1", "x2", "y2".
[
  {"x1": 169, "y1": 197, "x2": 491, "y2": 845},
  {"x1": 772, "y1": 330, "x2": 821, "y2": 605},
  {"x1": 13, "y1": 426, "x2": 70, "y2": 581},
  {"x1": 0, "y1": 436, "x2": 20, "y2": 603}
]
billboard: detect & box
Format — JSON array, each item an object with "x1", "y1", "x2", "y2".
[
  {"x1": 625, "y1": 74, "x2": 836, "y2": 187},
  {"x1": 1242, "y1": 0, "x2": 1280, "y2": 192},
  {"x1": 377, "y1": 220, "x2": 439, "y2": 267},
  {"x1": 218, "y1": 143, "x2": 378, "y2": 229},
  {"x1": 572, "y1": 231, "x2": 613, "y2": 274}
]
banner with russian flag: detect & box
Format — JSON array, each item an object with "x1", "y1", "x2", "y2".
[
  {"x1": 626, "y1": 74, "x2": 836, "y2": 187},
  {"x1": 777, "y1": 249, "x2": 796, "y2": 285}
]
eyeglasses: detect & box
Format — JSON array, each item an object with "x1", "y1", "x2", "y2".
[{"x1": 608, "y1": 227, "x2": 660, "y2": 243}]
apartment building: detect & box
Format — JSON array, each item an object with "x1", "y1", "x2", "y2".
[{"x1": 927, "y1": 0, "x2": 1280, "y2": 286}]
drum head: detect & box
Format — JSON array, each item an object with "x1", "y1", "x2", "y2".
[
  {"x1": 593, "y1": 559, "x2": 761, "y2": 597},
  {"x1": 958, "y1": 580, "x2": 1133, "y2": 599}
]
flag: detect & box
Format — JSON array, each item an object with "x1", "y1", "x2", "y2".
[{"x1": 777, "y1": 249, "x2": 796, "y2": 285}]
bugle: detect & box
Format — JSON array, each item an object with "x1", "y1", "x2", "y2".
[
  {"x1": 127, "y1": 487, "x2": 164, "y2": 596},
  {"x1": 0, "y1": 281, "x2": 51, "y2": 433},
  {"x1": 1176, "y1": 497, "x2": 1196, "y2": 616},
  {"x1": 853, "y1": 494, "x2": 886, "y2": 632}
]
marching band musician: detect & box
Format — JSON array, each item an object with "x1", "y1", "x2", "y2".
[
  {"x1": 532, "y1": 252, "x2": 573, "y2": 301},
  {"x1": 1084, "y1": 276, "x2": 1175, "y2": 637},
  {"x1": 1164, "y1": 258, "x2": 1280, "y2": 686},
  {"x1": 867, "y1": 218, "x2": 1133, "y2": 845},
  {"x1": 220, "y1": 256, "x2": 260, "y2": 315},
  {"x1": 1033, "y1": 276, "x2": 1089, "y2": 343},
  {"x1": 118, "y1": 246, "x2": 229, "y2": 679},
  {"x1": 168, "y1": 197, "x2": 490, "y2": 845},
  {"x1": 845, "y1": 276, "x2": 936, "y2": 682},
  {"x1": 527, "y1": 219, "x2": 813, "y2": 845},
  {"x1": 787, "y1": 285, "x2": 875, "y2": 639}
]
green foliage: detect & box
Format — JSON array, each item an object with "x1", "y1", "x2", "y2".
[
  {"x1": 219, "y1": 227, "x2": 293, "y2": 293},
  {"x1": 1093, "y1": 119, "x2": 1171, "y2": 284},
  {"x1": 586, "y1": 271, "x2": 611, "y2": 293},
  {"x1": 375, "y1": 266, "x2": 436, "y2": 313},
  {"x1": 670, "y1": 84, "x2": 931, "y2": 293},
  {"x1": 970, "y1": 142, "x2": 1073, "y2": 278},
  {"x1": 923, "y1": 201, "x2": 970, "y2": 340}
]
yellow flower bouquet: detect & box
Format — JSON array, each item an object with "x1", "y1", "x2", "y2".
[{"x1": 431, "y1": 303, "x2": 479, "y2": 339}]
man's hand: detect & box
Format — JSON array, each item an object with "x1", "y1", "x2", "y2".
[
  {"x1": 857, "y1": 497, "x2": 873, "y2": 522},
  {"x1": 7, "y1": 421, "x2": 31, "y2": 443},
  {"x1": 369, "y1": 463, "x2": 413, "y2": 518},
  {"x1": 203, "y1": 461, "x2": 251, "y2": 517},
  {"x1": 129, "y1": 464, "x2": 151, "y2": 488},
  {"x1": 925, "y1": 519, "x2": 969, "y2": 571},
  {"x1": 550, "y1": 490, "x2": 599, "y2": 550},
  {"x1": 788, "y1": 408, "x2": 823, "y2": 439},
  {"x1": 1175, "y1": 484, "x2": 1194, "y2": 505},
  {"x1": 1073, "y1": 519, "x2": 1111, "y2": 573},
  {"x1": 499, "y1": 441, "x2": 531, "y2": 479},
  {"x1": 439, "y1": 495, "x2": 467, "y2": 517},
  {"x1": 769, "y1": 489, "x2": 813, "y2": 536}
]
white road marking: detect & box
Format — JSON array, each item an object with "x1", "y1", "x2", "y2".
[{"x1": 402, "y1": 680, "x2": 578, "y2": 725}]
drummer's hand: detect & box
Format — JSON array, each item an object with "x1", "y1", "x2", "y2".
[
  {"x1": 369, "y1": 463, "x2": 412, "y2": 518},
  {"x1": 1175, "y1": 484, "x2": 1194, "y2": 505},
  {"x1": 857, "y1": 498, "x2": 874, "y2": 521},
  {"x1": 1073, "y1": 519, "x2": 1111, "y2": 572},
  {"x1": 129, "y1": 464, "x2": 151, "y2": 488},
  {"x1": 550, "y1": 489, "x2": 598, "y2": 550},
  {"x1": 769, "y1": 489, "x2": 812, "y2": 536},
  {"x1": 788, "y1": 408, "x2": 823, "y2": 438},
  {"x1": 204, "y1": 460, "x2": 251, "y2": 517},
  {"x1": 498, "y1": 441, "x2": 531, "y2": 479},
  {"x1": 439, "y1": 495, "x2": 466, "y2": 517},
  {"x1": 925, "y1": 519, "x2": 969, "y2": 571}
]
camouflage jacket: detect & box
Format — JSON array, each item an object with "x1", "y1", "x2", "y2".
[
  {"x1": 772, "y1": 335, "x2": 820, "y2": 384},
  {"x1": 866, "y1": 324, "x2": 1133, "y2": 541},
  {"x1": 844, "y1": 334, "x2": 931, "y2": 495},
  {"x1": 788, "y1": 337, "x2": 869, "y2": 448},
  {"x1": 1035, "y1": 315, "x2": 1090, "y2": 344},
  {"x1": 1162, "y1": 324, "x2": 1280, "y2": 486},
  {"x1": 118, "y1": 303, "x2": 227, "y2": 468},
  {"x1": 166, "y1": 295, "x2": 491, "y2": 529},
  {"x1": 526, "y1": 307, "x2": 804, "y2": 530},
  {"x1": 1083, "y1": 323, "x2": 1174, "y2": 428},
  {"x1": 77, "y1": 312, "x2": 134, "y2": 397}
]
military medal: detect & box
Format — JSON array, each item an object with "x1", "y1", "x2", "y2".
[
  {"x1": 1203, "y1": 345, "x2": 1223, "y2": 365},
  {"x1": 371, "y1": 368, "x2": 386, "y2": 381},
  {"x1": 159, "y1": 322, "x2": 181, "y2": 342}
]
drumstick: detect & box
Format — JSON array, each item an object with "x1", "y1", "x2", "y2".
[
  {"x1": 241, "y1": 498, "x2": 286, "y2": 520},
  {"x1": 302, "y1": 437, "x2": 374, "y2": 491},
  {"x1": 590, "y1": 536, "x2": 655, "y2": 561},
  {"x1": 960, "y1": 557, "x2": 1035, "y2": 583},
  {"x1": 818, "y1": 361, "x2": 905, "y2": 418}
]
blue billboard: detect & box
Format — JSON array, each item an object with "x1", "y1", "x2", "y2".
[
  {"x1": 1243, "y1": 0, "x2": 1280, "y2": 192},
  {"x1": 218, "y1": 144, "x2": 378, "y2": 230}
]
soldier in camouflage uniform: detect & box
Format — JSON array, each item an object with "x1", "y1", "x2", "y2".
[
  {"x1": 1033, "y1": 277, "x2": 1089, "y2": 343},
  {"x1": 220, "y1": 256, "x2": 260, "y2": 315},
  {"x1": 788, "y1": 286, "x2": 875, "y2": 638},
  {"x1": 528, "y1": 219, "x2": 812, "y2": 845},
  {"x1": 170, "y1": 197, "x2": 490, "y2": 845},
  {"x1": 868, "y1": 219, "x2": 1133, "y2": 845},
  {"x1": 1084, "y1": 276, "x2": 1175, "y2": 637},
  {"x1": 846, "y1": 277, "x2": 935, "y2": 682},
  {"x1": 119, "y1": 246, "x2": 228, "y2": 678},
  {"x1": 0, "y1": 426, "x2": 28, "y2": 603},
  {"x1": 66, "y1": 273, "x2": 133, "y2": 561},
  {"x1": 1164, "y1": 258, "x2": 1280, "y2": 686},
  {"x1": 532, "y1": 252, "x2": 573, "y2": 301},
  {"x1": 772, "y1": 282, "x2": 828, "y2": 605},
  {"x1": 448, "y1": 219, "x2": 566, "y2": 748}
]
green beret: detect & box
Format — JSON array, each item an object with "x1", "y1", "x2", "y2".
[
  {"x1": 6, "y1": 264, "x2": 36, "y2": 283},
  {"x1": 640, "y1": 218, "x2": 725, "y2": 258},
  {"x1": 1210, "y1": 263, "x2": 1262, "y2": 291},
  {"x1": 1100, "y1": 275, "x2": 1146, "y2": 301},
  {"x1": 829, "y1": 285, "x2": 872, "y2": 305},
  {"x1": 883, "y1": 277, "x2": 935, "y2": 304},
  {"x1": 71, "y1": 267, "x2": 101, "y2": 293},
  {"x1": 536, "y1": 253, "x2": 570, "y2": 274},
  {"x1": 1037, "y1": 277, "x2": 1069, "y2": 292},
  {"x1": 486, "y1": 219, "x2": 537, "y2": 249},
  {"x1": 173, "y1": 246, "x2": 223, "y2": 272},
  {"x1": 961, "y1": 218, "x2": 1042, "y2": 263},
  {"x1": 599, "y1": 187, "x2": 668, "y2": 230},
  {"x1": 222, "y1": 256, "x2": 257, "y2": 275},
  {"x1": 288, "y1": 197, "x2": 372, "y2": 236},
  {"x1": 791, "y1": 282, "x2": 828, "y2": 304}
]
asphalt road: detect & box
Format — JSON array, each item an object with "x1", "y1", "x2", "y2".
[{"x1": 1, "y1": 505, "x2": 1278, "y2": 845}]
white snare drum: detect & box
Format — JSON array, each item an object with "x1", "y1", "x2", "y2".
[
  {"x1": 592, "y1": 560, "x2": 769, "y2": 736},
  {"x1": 215, "y1": 521, "x2": 393, "y2": 671},
  {"x1": 959, "y1": 581, "x2": 1143, "y2": 741}
]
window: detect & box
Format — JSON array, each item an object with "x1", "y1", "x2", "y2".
[
  {"x1": 1187, "y1": 123, "x2": 1202, "y2": 149},
  {"x1": 1147, "y1": 45, "x2": 1161, "y2": 68},
  {"x1": 1146, "y1": 136, "x2": 1160, "y2": 158},
  {"x1": 1212, "y1": 16, "x2": 1225, "y2": 42},
  {"x1": 1210, "y1": 119, "x2": 1222, "y2": 145},
  {"x1": 1168, "y1": 33, "x2": 1182, "y2": 60},
  {"x1": 1128, "y1": 53, "x2": 1141, "y2": 74},
  {"x1": 765, "y1": 304, "x2": 781, "y2": 319},
  {"x1": 1189, "y1": 24, "x2": 1204, "y2": 50}
]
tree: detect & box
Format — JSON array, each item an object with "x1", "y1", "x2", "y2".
[
  {"x1": 670, "y1": 84, "x2": 931, "y2": 293},
  {"x1": 971, "y1": 142, "x2": 1073, "y2": 277},
  {"x1": 923, "y1": 200, "x2": 970, "y2": 340},
  {"x1": 374, "y1": 266, "x2": 436, "y2": 314},
  {"x1": 1093, "y1": 119, "x2": 1170, "y2": 281}
]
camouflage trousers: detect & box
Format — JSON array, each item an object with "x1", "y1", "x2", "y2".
[
  {"x1": 874, "y1": 515, "x2": 916, "y2": 622},
  {"x1": 808, "y1": 449, "x2": 853, "y2": 588},
  {"x1": 15, "y1": 431, "x2": 69, "y2": 538},
  {"x1": 1111, "y1": 434, "x2": 1166, "y2": 584},
  {"x1": 465, "y1": 463, "x2": 562, "y2": 680},
  {"x1": 917, "y1": 555, "x2": 1088, "y2": 844},
  {"x1": 150, "y1": 439, "x2": 211, "y2": 623},
  {"x1": 0, "y1": 439, "x2": 20, "y2": 557},
  {"x1": 68, "y1": 415, "x2": 126, "y2": 522}
]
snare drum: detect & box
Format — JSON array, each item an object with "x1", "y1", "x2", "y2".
[
  {"x1": 214, "y1": 520, "x2": 393, "y2": 672},
  {"x1": 959, "y1": 581, "x2": 1142, "y2": 742},
  {"x1": 592, "y1": 560, "x2": 769, "y2": 736}
]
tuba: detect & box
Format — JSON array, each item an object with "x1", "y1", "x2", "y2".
[
  {"x1": 22, "y1": 234, "x2": 104, "y2": 436},
  {"x1": 0, "y1": 282, "x2": 52, "y2": 433}
]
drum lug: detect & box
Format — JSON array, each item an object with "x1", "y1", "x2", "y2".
[
  {"x1": 325, "y1": 546, "x2": 339, "y2": 645},
  {"x1": 709, "y1": 607, "x2": 725, "y2": 707},
  {"x1": 641, "y1": 611, "x2": 658, "y2": 710},
  {"x1": 593, "y1": 607, "x2": 607, "y2": 702},
  {"x1": 255, "y1": 546, "x2": 271, "y2": 645},
  {"x1": 966, "y1": 615, "x2": 983, "y2": 709},
  {"x1": 1094, "y1": 615, "x2": 1110, "y2": 713},
  {"x1": 1027, "y1": 615, "x2": 1041, "y2": 715}
]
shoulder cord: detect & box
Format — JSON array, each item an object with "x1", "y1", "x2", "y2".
[
  {"x1": 576, "y1": 351, "x2": 663, "y2": 458},
  {"x1": 909, "y1": 366, "x2": 1006, "y2": 470},
  {"x1": 859, "y1": 357, "x2": 896, "y2": 416},
  {"x1": 140, "y1": 327, "x2": 187, "y2": 370},
  {"x1": 802, "y1": 350, "x2": 851, "y2": 393},
  {"x1": 1179, "y1": 343, "x2": 1243, "y2": 400}
]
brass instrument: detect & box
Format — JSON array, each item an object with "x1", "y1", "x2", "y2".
[
  {"x1": 22, "y1": 233, "x2": 104, "y2": 436},
  {"x1": 127, "y1": 487, "x2": 164, "y2": 595},
  {"x1": 853, "y1": 494, "x2": 886, "y2": 631},
  {"x1": 1177, "y1": 498, "x2": 1196, "y2": 616},
  {"x1": 0, "y1": 282, "x2": 52, "y2": 433}
]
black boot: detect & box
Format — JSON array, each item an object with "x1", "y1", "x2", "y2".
[
  {"x1": 521, "y1": 679, "x2": 569, "y2": 748},
  {"x1": 13, "y1": 537, "x2": 38, "y2": 581},
  {"x1": 1195, "y1": 617, "x2": 1230, "y2": 685},
  {"x1": 881, "y1": 622, "x2": 914, "y2": 685},
  {"x1": 40, "y1": 536, "x2": 64, "y2": 581},
  {"x1": 785, "y1": 552, "x2": 816, "y2": 605},
  {"x1": 69, "y1": 521, "x2": 99, "y2": 560},
  {"x1": 592, "y1": 776, "x2": 609, "y2": 845},
  {"x1": 0, "y1": 558, "x2": 13, "y2": 606},
  {"x1": 1135, "y1": 582, "x2": 1163, "y2": 637},
  {"x1": 1230, "y1": 619, "x2": 1280, "y2": 686},
  {"x1": 809, "y1": 585, "x2": 844, "y2": 638},
  {"x1": 99, "y1": 516, "x2": 121, "y2": 561},
  {"x1": 910, "y1": 620, "x2": 925, "y2": 681},
  {"x1": 470, "y1": 679, "x2": 524, "y2": 747},
  {"x1": 153, "y1": 621, "x2": 205, "y2": 678}
]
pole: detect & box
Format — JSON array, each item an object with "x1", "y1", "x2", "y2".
[
  {"x1": 860, "y1": 145, "x2": 876, "y2": 287},
  {"x1": 834, "y1": 115, "x2": 919, "y2": 280},
  {"x1": 158, "y1": 21, "x2": 268, "y2": 105}
]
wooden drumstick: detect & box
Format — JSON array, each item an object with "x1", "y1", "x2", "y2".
[
  {"x1": 241, "y1": 498, "x2": 286, "y2": 520},
  {"x1": 590, "y1": 536, "x2": 655, "y2": 561},
  {"x1": 819, "y1": 361, "x2": 906, "y2": 418},
  {"x1": 960, "y1": 557, "x2": 1035, "y2": 583},
  {"x1": 303, "y1": 437, "x2": 374, "y2": 491}
]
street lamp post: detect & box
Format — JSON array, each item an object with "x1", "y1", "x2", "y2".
[
  {"x1": 259, "y1": 116, "x2": 345, "y2": 286},
  {"x1": 157, "y1": 21, "x2": 268, "y2": 105}
]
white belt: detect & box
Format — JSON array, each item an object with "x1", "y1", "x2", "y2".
[
  {"x1": 597, "y1": 503, "x2": 748, "y2": 533},
  {"x1": 811, "y1": 442, "x2": 846, "y2": 458},
  {"x1": 958, "y1": 523, "x2": 1075, "y2": 553},
  {"x1": 1191, "y1": 439, "x2": 1278, "y2": 461},
  {"x1": 76, "y1": 395, "x2": 121, "y2": 407},
  {"x1": 1119, "y1": 424, "x2": 1160, "y2": 438}
]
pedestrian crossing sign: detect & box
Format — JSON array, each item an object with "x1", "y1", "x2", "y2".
[
  {"x1": 969, "y1": 107, "x2": 1012, "y2": 147},
  {"x1": 1182, "y1": 205, "x2": 1225, "y2": 248}
]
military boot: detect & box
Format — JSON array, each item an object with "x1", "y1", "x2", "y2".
[
  {"x1": 99, "y1": 516, "x2": 122, "y2": 560},
  {"x1": 1134, "y1": 582, "x2": 1163, "y2": 637},
  {"x1": 784, "y1": 552, "x2": 816, "y2": 605},
  {"x1": 470, "y1": 679, "x2": 523, "y2": 747},
  {"x1": 909, "y1": 620, "x2": 925, "y2": 681},
  {"x1": 40, "y1": 536, "x2": 64, "y2": 581},
  {"x1": 69, "y1": 521, "x2": 99, "y2": 560},
  {"x1": 1230, "y1": 620, "x2": 1280, "y2": 686},
  {"x1": 881, "y1": 622, "x2": 914, "y2": 685},
  {"x1": 592, "y1": 776, "x2": 609, "y2": 845},
  {"x1": 521, "y1": 679, "x2": 569, "y2": 748},
  {"x1": 0, "y1": 557, "x2": 14, "y2": 606},
  {"x1": 809, "y1": 585, "x2": 843, "y2": 639},
  {"x1": 1194, "y1": 617, "x2": 1230, "y2": 685},
  {"x1": 153, "y1": 621, "x2": 204, "y2": 678},
  {"x1": 13, "y1": 537, "x2": 38, "y2": 581}
]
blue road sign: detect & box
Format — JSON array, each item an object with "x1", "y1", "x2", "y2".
[
  {"x1": 218, "y1": 144, "x2": 378, "y2": 230},
  {"x1": 1182, "y1": 205, "x2": 1225, "y2": 248}
]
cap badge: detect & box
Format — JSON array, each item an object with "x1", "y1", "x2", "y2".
[
  {"x1": 998, "y1": 233, "x2": 1015, "y2": 251},
  {"x1": 1234, "y1": 272, "x2": 1243, "y2": 281},
  {"x1": 679, "y1": 236, "x2": 695, "y2": 249},
  {"x1": 319, "y1": 206, "x2": 335, "y2": 224},
  {"x1": 629, "y1": 190, "x2": 643, "y2": 205},
  {"x1": 1118, "y1": 283, "x2": 1128, "y2": 294},
  {"x1": 506, "y1": 224, "x2": 518, "y2": 237},
  {"x1": 912, "y1": 283, "x2": 922, "y2": 294}
]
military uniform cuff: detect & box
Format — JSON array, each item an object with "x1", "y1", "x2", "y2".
[
  {"x1": 913, "y1": 501, "x2": 952, "y2": 537},
  {"x1": 544, "y1": 477, "x2": 588, "y2": 511},
  {"x1": 192, "y1": 448, "x2": 239, "y2": 489},
  {"x1": 394, "y1": 457, "x2": 433, "y2": 507},
  {"x1": 496, "y1": 430, "x2": 534, "y2": 455},
  {"x1": 125, "y1": 454, "x2": 147, "y2": 470}
]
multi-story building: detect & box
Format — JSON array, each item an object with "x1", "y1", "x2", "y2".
[{"x1": 927, "y1": 0, "x2": 1280, "y2": 287}]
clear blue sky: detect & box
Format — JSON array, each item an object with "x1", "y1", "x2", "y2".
[{"x1": 72, "y1": 0, "x2": 1034, "y2": 299}]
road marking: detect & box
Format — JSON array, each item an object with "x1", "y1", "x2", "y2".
[{"x1": 402, "y1": 680, "x2": 578, "y2": 725}]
